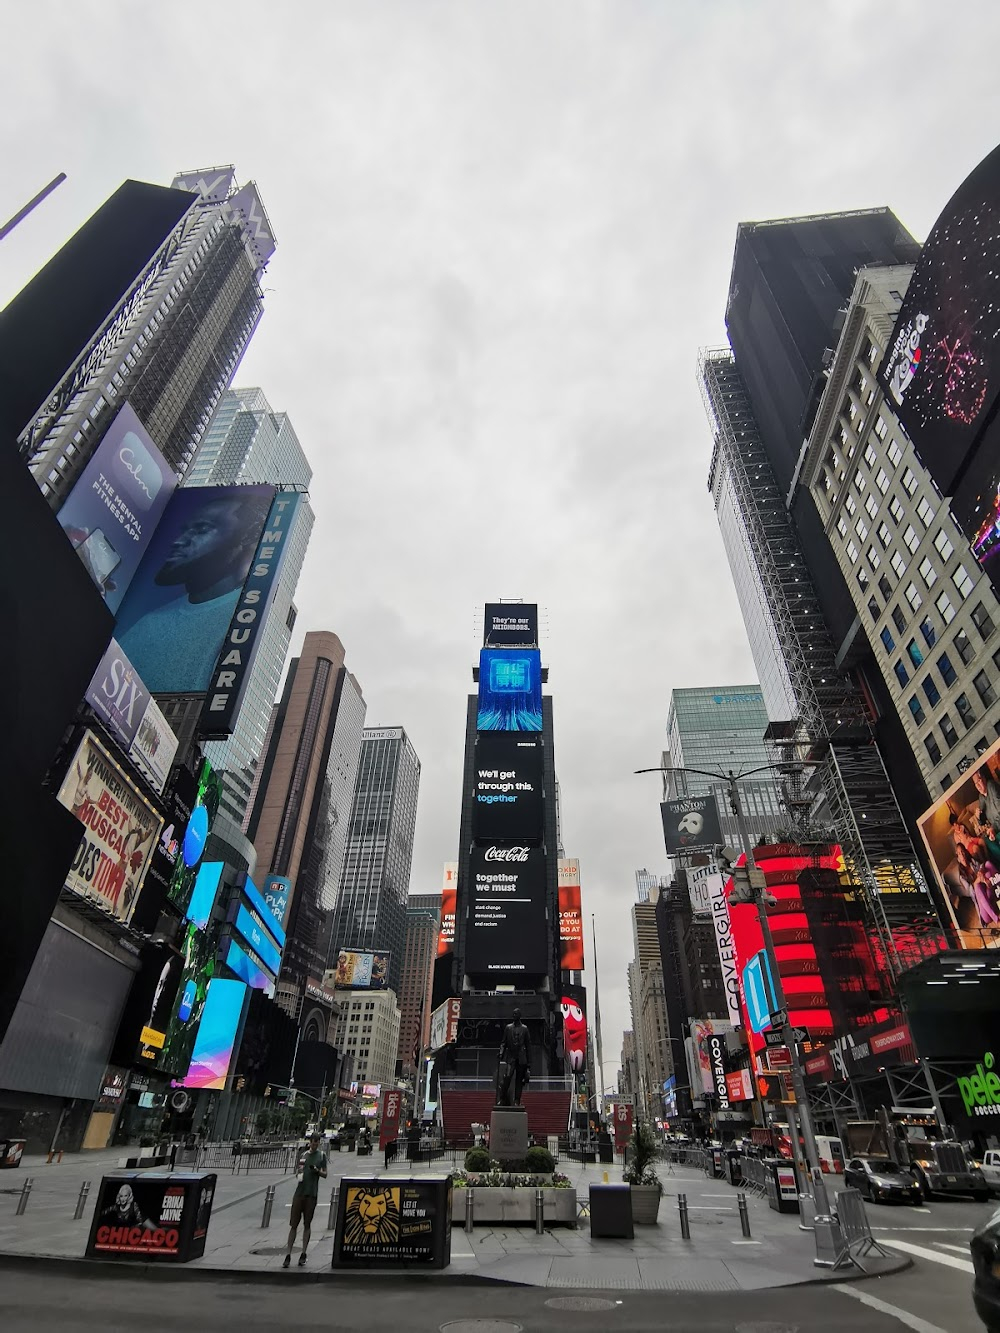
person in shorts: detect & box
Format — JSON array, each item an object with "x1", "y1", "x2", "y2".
[{"x1": 283, "y1": 1132, "x2": 328, "y2": 1268}]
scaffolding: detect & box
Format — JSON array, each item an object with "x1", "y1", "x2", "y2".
[{"x1": 700, "y1": 348, "x2": 942, "y2": 980}]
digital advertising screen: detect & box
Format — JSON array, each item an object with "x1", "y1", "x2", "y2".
[
  {"x1": 166, "y1": 759, "x2": 222, "y2": 920},
  {"x1": 55, "y1": 730, "x2": 163, "y2": 924},
  {"x1": 483, "y1": 603, "x2": 538, "y2": 648},
  {"x1": 57, "y1": 402, "x2": 177, "y2": 613},
  {"x1": 155, "y1": 919, "x2": 217, "y2": 1078},
  {"x1": 262, "y1": 875, "x2": 291, "y2": 932},
  {"x1": 916, "y1": 734, "x2": 1000, "y2": 949},
  {"x1": 471, "y1": 732, "x2": 543, "y2": 843},
  {"x1": 334, "y1": 950, "x2": 390, "y2": 989},
  {"x1": 476, "y1": 649, "x2": 542, "y2": 732},
  {"x1": 952, "y1": 411, "x2": 1000, "y2": 594},
  {"x1": 84, "y1": 637, "x2": 179, "y2": 794},
  {"x1": 660, "y1": 794, "x2": 723, "y2": 853},
  {"x1": 557, "y1": 858, "x2": 585, "y2": 971},
  {"x1": 228, "y1": 901, "x2": 282, "y2": 976},
  {"x1": 559, "y1": 984, "x2": 587, "y2": 1073},
  {"x1": 131, "y1": 764, "x2": 198, "y2": 933},
  {"x1": 876, "y1": 142, "x2": 1000, "y2": 498},
  {"x1": 182, "y1": 978, "x2": 249, "y2": 1090},
  {"x1": 185, "y1": 861, "x2": 224, "y2": 931},
  {"x1": 223, "y1": 939, "x2": 274, "y2": 993},
  {"x1": 238, "y1": 873, "x2": 286, "y2": 948},
  {"x1": 438, "y1": 863, "x2": 457, "y2": 958},
  {"x1": 465, "y1": 845, "x2": 548, "y2": 976},
  {"x1": 115, "y1": 484, "x2": 275, "y2": 694}
]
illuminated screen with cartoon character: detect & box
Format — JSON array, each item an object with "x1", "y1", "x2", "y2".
[
  {"x1": 477, "y1": 649, "x2": 542, "y2": 732},
  {"x1": 560, "y1": 988, "x2": 587, "y2": 1074}
]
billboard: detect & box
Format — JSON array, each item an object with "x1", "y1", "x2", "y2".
[
  {"x1": 57, "y1": 403, "x2": 177, "y2": 612},
  {"x1": 559, "y1": 988, "x2": 587, "y2": 1074},
  {"x1": 185, "y1": 861, "x2": 224, "y2": 931},
  {"x1": 379, "y1": 1088, "x2": 403, "y2": 1149},
  {"x1": 483, "y1": 603, "x2": 538, "y2": 648},
  {"x1": 166, "y1": 760, "x2": 222, "y2": 921},
  {"x1": 438, "y1": 863, "x2": 457, "y2": 957},
  {"x1": 916, "y1": 734, "x2": 1000, "y2": 947},
  {"x1": 557, "y1": 858, "x2": 585, "y2": 971},
  {"x1": 182, "y1": 978, "x2": 249, "y2": 1090},
  {"x1": 55, "y1": 730, "x2": 162, "y2": 923},
  {"x1": 200, "y1": 491, "x2": 300, "y2": 738},
  {"x1": 477, "y1": 649, "x2": 543, "y2": 732},
  {"x1": 465, "y1": 845, "x2": 548, "y2": 975},
  {"x1": 262, "y1": 875, "x2": 291, "y2": 932},
  {"x1": 472, "y1": 733, "x2": 543, "y2": 843},
  {"x1": 707, "y1": 868, "x2": 742, "y2": 1028},
  {"x1": 84, "y1": 637, "x2": 179, "y2": 792},
  {"x1": 876, "y1": 142, "x2": 1000, "y2": 498},
  {"x1": 222, "y1": 939, "x2": 273, "y2": 993},
  {"x1": 428, "y1": 997, "x2": 461, "y2": 1051},
  {"x1": 333, "y1": 950, "x2": 390, "y2": 989},
  {"x1": 115, "y1": 484, "x2": 275, "y2": 694},
  {"x1": 130, "y1": 765, "x2": 198, "y2": 933},
  {"x1": 660, "y1": 794, "x2": 723, "y2": 853},
  {"x1": 156, "y1": 919, "x2": 218, "y2": 1077}
]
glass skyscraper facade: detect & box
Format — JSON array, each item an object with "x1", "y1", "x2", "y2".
[
  {"x1": 186, "y1": 386, "x2": 314, "y2": 824},
  {"x1": 327, "y1": 728, "x2": 421, "y2": 997}
]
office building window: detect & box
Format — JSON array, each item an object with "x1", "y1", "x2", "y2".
[
  {"x1": 919, "y1": 616, "x2": 937, "y2": 648},
  {"x1": 876, "y1": 468, "x2": 890, "y2": 494},
  {"x1": 856, "y1": 516, "x2": 869, "y2": 541},
  {"x1": 908, "y1": 696, "x2": 925, "y2": 725},
  {"x1": 924, "y1": 677, "x2": 941, "y2": 706},
  {"x1": 905, "y1": 582, "x2": 923, "y2": 613},
  {"x1": 890, "y1": 552, "x2": 907, "y2": 579},
  {"x1": 836, "y1": 515, "x2": 848, "y2": 538},
  {"x1": 857, "y1": 566, "x2": 870, "y2": 591},
  {"x1": 940, "y1": 714, "x2": 959, "y2": 748},
  {"x1": 880, "y1": 627, "x2": 895, "y2": 652},
  {"x1": 866, "y1": 492, "x2": 879, "y2": 519},
  {"x1": 903, "y1": 525, "x2": 920, "y2": 555},
  {"x1": 864, "y1": 442, "x2": 878, "y2": 469},
  {"x1": 888, "y1": 439, "x2": 903, "y2": 467},
  {"x1": 902, "y1": 468, "x2": 919, "y2": 496},
  {"x1": 867, "y1": 545, "x2": 880, "y2": 570},
  {"x1": 953, "y1": 565, "x2": 975, "y2": 600},
  {"x1": 891, "y1": 605, "x2": 907, "y2": 634},
  {"x1": 934, "y1": 530, "x2": 954, "y2": 562},
  {"x1": 973, "y1": 668, "x2": 996, "y2": 705},
  {"x1": 845, "y1": 494, "x2": 858, "y2": 517},
  {"x1": 956, "y1": 693, "x2": 976, "y2": 728},
  {"x1": 907, "y1": 639, "x2": 924, "y2": 668},
  {"x1": 955, "y1": 628, "x2": 975, "y2": 665},
  {"x1": 919, "y1": 557, "x2": 938, "y2": 588},
  {"x1": 854, "y1": 469, "x2": 866, "y2": 493},
  {"x1": 937, "y1": 651, "x2": 957, "y2": 686},
  {"x1": 877, "y1": 522, "x2": 891, "y2": 548},
  {"x1": 973, "y1": 603, "x2": 996, "y2": 641},
  {"x1": 874, "y1": 415, "x2": 888, "y2": 440},
  {"x1": 879, "y1": 574, "x2": 893, "y2": 600},
  {"x1": 924, "y1": 734, "x2": 942, "y2": 764},
  {"x1": 937, "y1": 591, "x2": 956, "y2": 625},
  {"x1": 889, "y1": 496, "x2": 904, "y2": 525},
  {"x1": 894, "y1": 661, "x2": 909, "y2": 686},
  {"x1": 846, "y1": 541, "x2": 859, "y2": 564}
]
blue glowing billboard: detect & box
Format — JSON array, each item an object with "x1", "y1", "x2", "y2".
[
  {"x1": 477, "y1": 649, "x2": 542, "y2": 732},
  {"x1": 223, "y1": 939, "x2": 273, "y2": 992},
  {"x1": 238, "y1": 873, "x2": 286, "y2": 948},
  {"x1": 182, "y1": 978, "x2": 248, "y2": 1090},
  {"x1": 185, "y1": 861, "x2": 224, "y2": 931},
  {"x1": 228, "y1": 901, "x2": 282, "y2": 976}
]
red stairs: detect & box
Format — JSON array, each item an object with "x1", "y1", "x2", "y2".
[{"x1": 440, "y1": 1087, "x2": 572, "y2": 1144}]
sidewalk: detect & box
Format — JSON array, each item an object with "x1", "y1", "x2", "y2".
[{"x1": 0, "y1": 1149, "x2": 906, "y2": 1291}]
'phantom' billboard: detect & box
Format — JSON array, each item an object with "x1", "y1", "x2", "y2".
[
  {"x1": 471, "y1": 733, "x2": 543, "y2": 843},
  {"x1": 660, "y1": 794, "x2": 723, "y2": 853},
  {"x1": 477, "y1": 649, "x2": 542, "y2": 732},
  {"x1": 466, "y1": 845, "x2": 548, "y2": 976}
]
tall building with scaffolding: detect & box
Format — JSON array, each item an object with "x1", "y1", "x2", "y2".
[{"x1": 699, "y1": 210, "x2": 943, "y2": 972}]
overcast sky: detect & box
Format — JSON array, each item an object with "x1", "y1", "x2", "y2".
[{"x1": 4, "y1": 1, "x2": 1000, "y2": 1085}]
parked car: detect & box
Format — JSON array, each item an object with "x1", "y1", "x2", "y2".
[
  {"x1": 843, "y1": 1156, "x2": 923, "y2": 1205},
  {"x1": 971, "y1": 1206, "x2": 1000, "y2": 1330},
  {"x1": 980, "y1": 1150, "x2": 1000, "y2": 1196}
]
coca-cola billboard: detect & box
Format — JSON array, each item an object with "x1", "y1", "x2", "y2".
[{"x1": 466, "y1": 845, "x2": 547, "y2": 977}]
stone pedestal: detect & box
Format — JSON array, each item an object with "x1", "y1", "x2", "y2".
[{"x1": 490, "y1": 1107, "x2": 528, "y2": 1163}]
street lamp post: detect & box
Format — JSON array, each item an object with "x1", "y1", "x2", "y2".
[{"x1": 636, "y1": 761, "x2": 832, "y2": 1217}]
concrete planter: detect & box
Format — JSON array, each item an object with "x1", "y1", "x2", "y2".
[
  {"x1": 629, "y1": 1185, "x2": 662, "y2": 1225},
  {"x1": 453, "y1": 1187, "x2": 578, "y2": 1226}
]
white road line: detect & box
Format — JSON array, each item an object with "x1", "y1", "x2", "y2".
[
  {"x1": 880, "y1": 1238, "x2": 974, "y2": 1272},
  {"x1": 872, "y1": 1226, "x2": 975, "y2": 1232},
  {"x1": 937, "y1": 1242, "x2": 974, "y2": 1255},
  {"x1": 833, "y1": 1283, "x2": 949, "y2": 1333}
]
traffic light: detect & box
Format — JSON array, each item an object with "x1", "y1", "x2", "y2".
[{"x1": 756, "y1": 1071, "x2": 795, "y2": 1103}]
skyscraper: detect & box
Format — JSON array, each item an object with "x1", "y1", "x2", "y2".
[
  {"x1": 185, "y1": 387, "x2": 315, "y2": 824},
  {"x1": 10, "y1": 167, "x2": 274, "y2": 502},
  {"x1": 397, "y1": 906, "x2": 438, "y2": 1074},
  {"x1": 327, "y1": 727, "x2": 421, "y2": 997},
  {"x1": 246, "y1": 632, "x2": 367, "y2": 1015}
]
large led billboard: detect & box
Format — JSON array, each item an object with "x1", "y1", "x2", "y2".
[
  {"x1": 660, "y1": 794, "x2": 723, "y2": 854},
  {"x1": 85, "y1": 637, "x2": 179, "y2": 793},
  {"x1": 57, "y1": 403, "x2": 177, "y2": 612},
  {"x1": 155, "y1": 919, "x2": 217, "y2": 1077},
  {"x1": 465, "y1": 845, "x2": 548, "y2": 976},
  {"x1": 182, "y1": 978, "x2": 249, "y2": 1090},
  {"x1": 952, "y1": 413, "x2": 1000, "y2": 594},
  {"x1": 471, "y1": 733, "x2": 543, "y2": 843},
  {"x1": 483, "y1": 603, "x2": 538, "y2": 648},
  {"x1": 55, "y1": 730, "x2": 162, "y2": 923},
  {"x1": 333, "y1": 950, "x2": 390, "y2": 989},
  {"x1": 477, "y1": 649, "x2": 542, "y2": 732},
  {"x1": 185, "y1": 861, "x2": 224, "y2": 931},
  {"x1": 438, "y1": 863, "x2": 457, "y2": 957},
  {"x1": 115, "y1": 484, "x2": 275, "y2": 693},
  {"x1": 557, "y1": 857, "x2": 585, "y2": 971},
  {"x1": 916, "y1": 734, "x2": 1000, "y2": 948},
  {"x1": 559, "y1": 985, "x2": 587, "y2": 1073},
  {"x1": 876, "y1": 142, "x2": 1000, "y2": 498},
  {"x1": 166, "y1": 759, "x2": 222, "y2": 921}
]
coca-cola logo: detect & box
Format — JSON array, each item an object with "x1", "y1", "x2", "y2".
[{"x1": 483, "y1": 846, "x2": 529, "y2": 862}]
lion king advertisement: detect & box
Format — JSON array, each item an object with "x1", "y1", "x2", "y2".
[{"x1": 332, "y1": 1176, "x2": 453, "y2": 1268}]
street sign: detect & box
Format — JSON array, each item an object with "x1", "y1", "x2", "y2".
[
  {"x1": 769, "y1": 1008, "x2": 788, "y2": 1030},
  {"x1": 790, "y1": 1027, "x2": 809, "y2": 1045},
  {"x1": 764, "y1": 1030, "x2": 786, "y2": 1048}
]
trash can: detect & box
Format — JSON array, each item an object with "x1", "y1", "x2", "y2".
[
  {"x1": 0, "y1": 1139, "x2": 25, "y2": 1169},
  {"x1": 723, "y1": 1150, "x2": 742, "y2": 1186},
  {"x1": 332, "y1": 1174, "x2": 453, "y2": 1269},
  {"x1": 589, "y1": 1183, "x2": 634, "y2": 1239},
  {"x1": 764, "y1": 1158, "x2": 800, "y2": 1214},
  {"x1": 86, "y1": 1172, "x2": 218, "y2": 1262}
]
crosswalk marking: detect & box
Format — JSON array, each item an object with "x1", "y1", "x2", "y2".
[
  {"x1": 833, "y1": 1283, "x2": 949, "y2": 1333},
  {"x1": 880, "y1": 1237, "x2": 974, "y2": 1272}
]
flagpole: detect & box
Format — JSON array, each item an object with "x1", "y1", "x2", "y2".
[{"x1": 592, "y1": 914, "x2": 605, "y2": 1115}]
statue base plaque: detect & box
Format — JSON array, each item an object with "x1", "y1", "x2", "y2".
[{"x1": 490, "y1": 1107, "x2": 528, "y2": 1164}]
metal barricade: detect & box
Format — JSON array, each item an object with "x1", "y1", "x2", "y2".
[{"x1": 835, "y1": 1188, "x2": 892, "y2": 1270}]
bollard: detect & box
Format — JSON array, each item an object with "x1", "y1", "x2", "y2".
[
  {"x1": 261, "y1": 1183, "x2": 276, "y2": 1228},
  {"x1": 327, "y1": 1187, "x2": 339, "y2": 1231},
  {"x1": 15, "y1": 1177, "x2": 33, "y2": 1216},
  {"x1": 535, "y1": 1187, "x2": 545, "y2": 1235},
  {"x1": 678, "y1": 1191, "x2": 690, "y2": 1241},
  {"x1": 464, "y1": 1186, "x2": 475, "y2": 1235},
  {"x1": 73, "y1": 1181, "x2": 91, "y2": 1221},
  {"x1": 738, "y1": 1192, "x2": 752, "y2": 1239}
]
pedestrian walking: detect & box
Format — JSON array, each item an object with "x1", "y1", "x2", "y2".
[{"x1": 282, "y1": 1132, "x2": 328, "y2": 1268}]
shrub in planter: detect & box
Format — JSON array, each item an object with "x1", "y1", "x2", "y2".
[
  {"x1": 623, "y1": 1120, "x2": 662, "y2": 1224},
  {"x1": 525, "y1": 1145, "x2": 555, "y2": 1174},
  {"x1": 464, "y1": 1146, "x2": 492, "y2": 1173}
]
